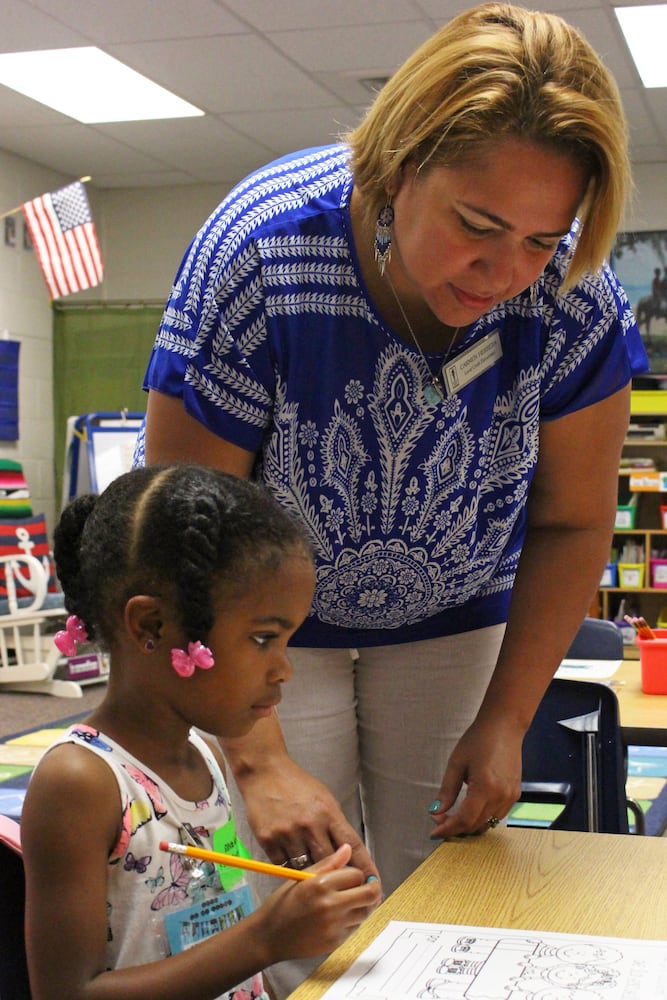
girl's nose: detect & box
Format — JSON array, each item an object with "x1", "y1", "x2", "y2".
[{"x1": 271, "y1": 649, "x2": 294, "y2": 684}]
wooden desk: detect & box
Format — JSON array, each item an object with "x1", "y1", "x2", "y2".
[
  {"x1": 288, "y1": 828, "x2": 667, "y2": 1000},
  {"x1": 616, "y1": 659, "x2": 667, "y2": 745}
]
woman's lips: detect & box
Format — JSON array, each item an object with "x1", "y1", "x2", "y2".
[{"x1": 451, "y1": 284, "x2": 497, "y2": 312}]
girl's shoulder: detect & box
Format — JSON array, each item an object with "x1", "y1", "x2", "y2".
[
  {"x1": 30, "y1": 727, "x2": 120, "y2": 800},
  {"x1": 22, "y1": 735, "x2": 121, "y2": 858}
]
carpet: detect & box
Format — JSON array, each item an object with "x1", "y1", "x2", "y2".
[{"x1": 1, "y1": 716, "x2": 666, "y2": 835}]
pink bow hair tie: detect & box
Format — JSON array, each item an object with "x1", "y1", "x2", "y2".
[
  {"x1": 54, "y1": 615, "x2": 89, "y2": 657},
  {"x1": 170, "y1": 641, "x2": 215, "y2": 678}
]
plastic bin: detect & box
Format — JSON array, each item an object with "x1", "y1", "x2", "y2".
[
  {"x1": 650, "y1": 559, "x2": 667, "y2": 588},
  {"x1": 661, "y1": 505, "x2": 667, "y2": 530},
  {"x1": 600, "y1": 563, "x2": 618, "y2": 587},
  {"x1": 636, "y1": 628, "x2": 667, "y2": 694},
  {"x1": 617, "y1": 562, "x2": 645, "y2": 588},
  {"x1": 615, "y1": 504, "x2": 636, "y2": 529}
]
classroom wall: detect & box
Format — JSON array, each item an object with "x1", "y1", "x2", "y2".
[
  {"x1": 0, "y1": 146, "x2": 666, "y2": 533},
  {"x1": 77, "y1": 182, "x2": 230, "y2": 303},
  {"x1": 0, "y1": 148, "x2": 69, "y2": 529},
  {"x1": 0, "y1": 147, "x2": 231, "y2": 529},
  {"x1": 625, "y1": 164, "x2": 667, "y2": 231}
]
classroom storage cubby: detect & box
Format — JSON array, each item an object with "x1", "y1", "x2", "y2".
[{"x1": 598, "y1": 397, "x2": 667, "y2": 649}]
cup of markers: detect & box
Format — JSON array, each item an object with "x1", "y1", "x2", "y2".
[{"x1": 626, "y1": 615, "x2": 667, "y2": 695}]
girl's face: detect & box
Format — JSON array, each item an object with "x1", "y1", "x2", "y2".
[
  {"x1": 387, "y1": 135, "x2": 588, "y2": 327},
  {"x1": 190, "y1": 553, "x2": 315, "y2": 737}
]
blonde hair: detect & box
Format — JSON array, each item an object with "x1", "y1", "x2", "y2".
[{"x1": 346, "y1": 3, "x2": 630, "y2": 288}]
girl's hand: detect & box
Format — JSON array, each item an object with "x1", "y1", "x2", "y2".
[{"x1": 258, "y1": 844, "x2": 381, "y2": 963}]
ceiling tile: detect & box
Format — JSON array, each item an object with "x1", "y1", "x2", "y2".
[{"x1": 0, "y1": 0, "x2": 662, "y2": 189}]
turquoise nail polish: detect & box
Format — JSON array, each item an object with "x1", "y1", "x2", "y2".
[
  {"x1": 428, "y1": 799, "x2": 442, "y2": 812},
  {"x1": 365, "y1": 875, "x2": 378, "y2": 883}
]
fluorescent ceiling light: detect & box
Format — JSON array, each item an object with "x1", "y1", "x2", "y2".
[
  {"x1": 616, "y1": 5, "x2": 667, "y2": 88},
  {"x1": 0, "y1": 47, "x2": 204, "y2": 122}
]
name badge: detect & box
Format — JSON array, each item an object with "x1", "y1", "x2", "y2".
[{"x1": 442, "y1": 331, "x2": 502, "y2": 395}]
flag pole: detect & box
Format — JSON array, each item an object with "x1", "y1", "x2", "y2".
[{"x1": 0, "y1": 176, "x2": 92, "y2": 221}]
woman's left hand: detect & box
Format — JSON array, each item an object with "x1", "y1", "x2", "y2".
[{"x1": 427, "y1": 716, "x2": 524, "y2": 837}]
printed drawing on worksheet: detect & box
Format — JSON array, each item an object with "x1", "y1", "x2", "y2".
[{"x1": 320, "y1": 921, "x2": 667, "y2": 999}]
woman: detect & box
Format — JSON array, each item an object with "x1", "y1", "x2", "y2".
[{"x1": 136, "y1": 4, "x2": 646, "y2": 994}]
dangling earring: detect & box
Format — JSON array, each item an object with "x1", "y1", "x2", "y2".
[
  {"x1": 529, "y1": 272, "x2": 544, "y2": 307},
  {"x1": 374, "y1": 199, "x2": 394, "y2": 276}
]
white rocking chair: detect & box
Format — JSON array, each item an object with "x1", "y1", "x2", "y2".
[{"x1": 0, "y1": 554, "x2": 82, "y2": 697}]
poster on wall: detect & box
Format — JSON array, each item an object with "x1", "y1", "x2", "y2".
[
  {"x1": 612, "y1": 230, "x2": 667, "y2": 375},
  {"x1": 0, "y1": 339, "x2": 19, "y2": 440}
]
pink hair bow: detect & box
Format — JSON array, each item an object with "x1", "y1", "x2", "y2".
[
  {"x1": 170, "y1": 641, "x2": 215, "y2": 678},
  {"x1": 54, "y1": 615, "x2": 89, "y2": 657}
]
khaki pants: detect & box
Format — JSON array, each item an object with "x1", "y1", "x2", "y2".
[{"x1": 226, "y1": 625, "x2": 505, "y2": 998}]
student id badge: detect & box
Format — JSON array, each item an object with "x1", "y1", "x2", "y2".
[
  {"x1": 162, "y1": 815, "x2": 256, "y2": 955},
  {"x1": 163, "y1": 883, "x2": 255, "y2": 954},
  {"x1": 441, "y1": 331, "x2": 502, "y2": 395}
]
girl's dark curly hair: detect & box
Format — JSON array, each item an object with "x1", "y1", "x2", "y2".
[{"x1": 53, "y1": 465, "x2": 313, "y2": 649}]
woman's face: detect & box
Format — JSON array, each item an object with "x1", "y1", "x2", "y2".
[{"x1": 387, "y1": 136, "x2": 589, "y2": 327}]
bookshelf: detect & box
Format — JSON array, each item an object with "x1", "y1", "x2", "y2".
[{"x1": 599, "y1": 391, "x2": 667, "y2": 637}]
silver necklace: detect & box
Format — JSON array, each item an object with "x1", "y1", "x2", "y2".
[{"x1": 385, "y1": 272, "x2": 461, "y2": 406}]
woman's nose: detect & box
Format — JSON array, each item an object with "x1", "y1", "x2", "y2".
[{"x1": 477, "y1": 244, "x2": 515, "y2": 293}]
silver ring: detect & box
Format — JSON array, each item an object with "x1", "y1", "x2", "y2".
[
  {"x1": 486, "y1": 816, "x2": 500, "y2": 829},
  {"x1": 285, "y1": 853, "x2": 310, "y2": 870}
]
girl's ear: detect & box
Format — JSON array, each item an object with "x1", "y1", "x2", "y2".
[{"x1": 124, "y1": 595, "x2": 164, "y2": 651}]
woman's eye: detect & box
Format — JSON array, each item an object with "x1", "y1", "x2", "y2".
[
  {"x1": 528, "y1": 238, "x2": 558, "y2": 253},
  {"x1": 459, "y1": 215, "x2": 494, "y2": 238}
]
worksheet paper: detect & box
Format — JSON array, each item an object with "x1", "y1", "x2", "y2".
[
  {"x1": 319, "y1": 921, "x2": 666, "y2": 999},
  {"x1": 555, "y1": 658, "x2": 622, "y2": 680}
]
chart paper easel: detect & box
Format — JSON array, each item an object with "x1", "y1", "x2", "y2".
[{"x1": 62, "y1": 411, "x2": 144, "y2": 505}]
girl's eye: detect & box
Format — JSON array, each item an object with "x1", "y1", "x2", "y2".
[{"x1": 252, "y1": 634, "x2": 272, "y2": 647}]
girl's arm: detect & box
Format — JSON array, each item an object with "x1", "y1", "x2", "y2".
[{"x1": 22, "y1": 743, "x2": 380, "y2": 1000}]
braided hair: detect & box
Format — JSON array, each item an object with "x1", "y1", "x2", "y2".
[{"x1": 53, "y1": 465, "x2": 313, "y2": 650}]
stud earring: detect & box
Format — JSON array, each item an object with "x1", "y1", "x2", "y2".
[
  {"x1": 374, "y1": 200, "x2": 394, "y2": 276},
  {"x1": 144, "y1": 638, "x2": 156, "y2": 652}
]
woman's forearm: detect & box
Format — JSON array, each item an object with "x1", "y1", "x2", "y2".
[
  {"x1": 477, "y1": 520, "x2": 614, "y2": 732},
  {"x1": 218, "y1": 711, "x2": 290, "y2": 781}
]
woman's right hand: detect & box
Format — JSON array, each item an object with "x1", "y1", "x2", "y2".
[
  {"x1": 235, "y1": 752, "x2": 380, "y2": 884},
  {"x1": 258, "y1": 844, "x2": 381, "y2": 963}
]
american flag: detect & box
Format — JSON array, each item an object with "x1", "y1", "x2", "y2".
[{"x1": 22, "y1": 180, "x2": 104, "y2": 299}]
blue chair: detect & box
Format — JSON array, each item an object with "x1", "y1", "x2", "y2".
[
  {"x1": 0, "y1": 815, "x2": 30, "y2": 998},
  {"x1": 517, "y1": 618, "x2": 644, "y2": 834},
  {"x1": 565, "y1": 616, "x2": 624, "y2": 660}
]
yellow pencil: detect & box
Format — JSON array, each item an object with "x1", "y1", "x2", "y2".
[{"x1": 159, "y1": 841, "x2": 315, "y2": 881}]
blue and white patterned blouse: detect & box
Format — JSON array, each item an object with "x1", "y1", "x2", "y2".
[{"x1": 137, "y1": 145, "x2": 647, "y2": 648}]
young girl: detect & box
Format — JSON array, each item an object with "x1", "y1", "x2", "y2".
[{"x1": 21, "y1": 465, "x2": 381, "y2": 1000}]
